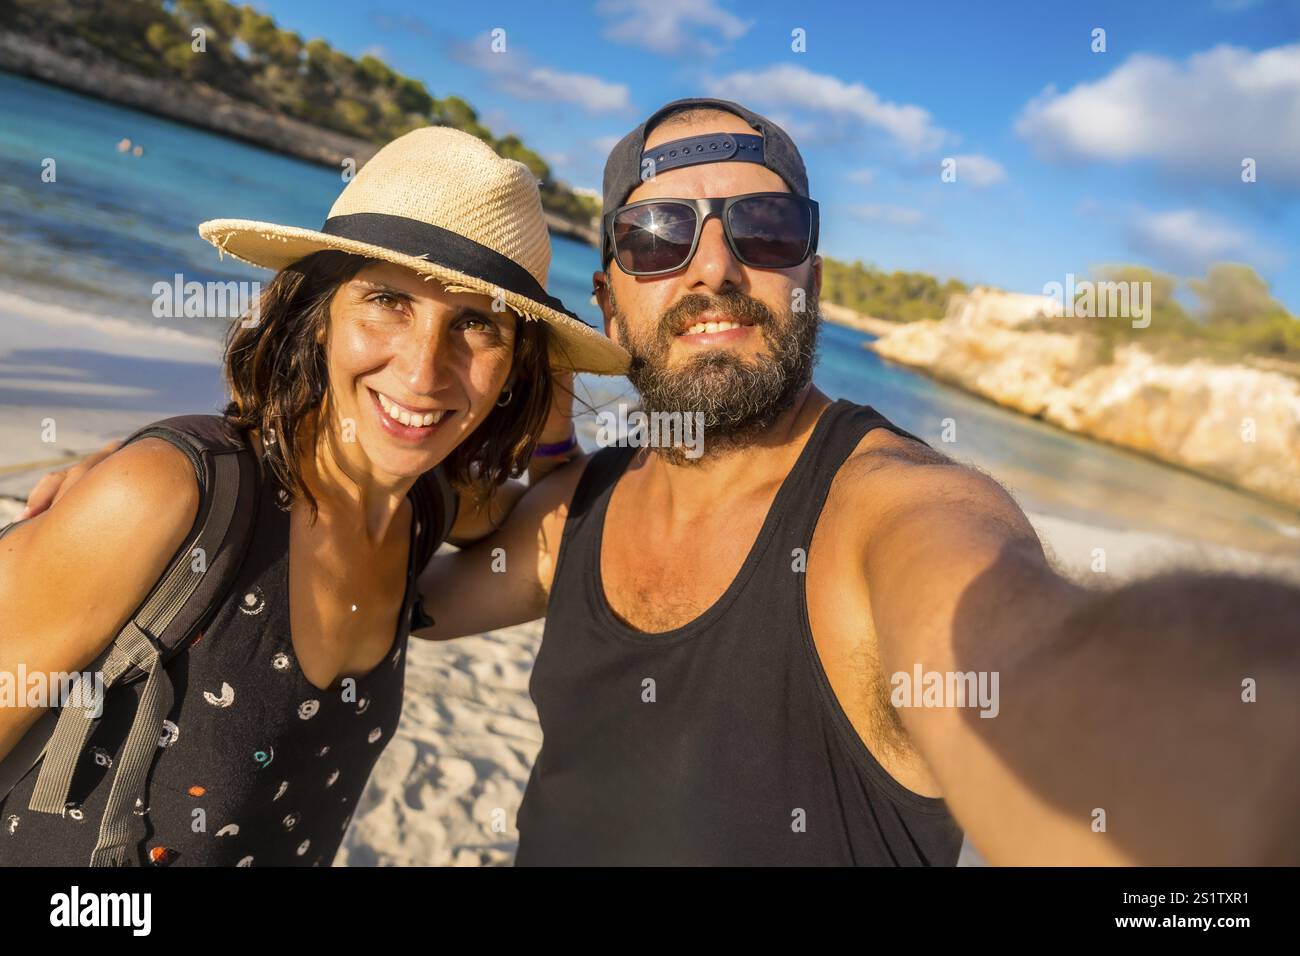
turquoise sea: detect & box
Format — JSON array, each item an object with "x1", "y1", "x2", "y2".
[{"x1": 2, "y1": 71, "x2": 1297, "y2": 554}]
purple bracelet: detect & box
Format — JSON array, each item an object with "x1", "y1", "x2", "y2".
[{"x1": 534, "y1": 431, "x2": 578, "y2": 457}]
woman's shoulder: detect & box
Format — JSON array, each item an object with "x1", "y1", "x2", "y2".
[
  {"x1": 6, "y1": 413, "x2": 243, "y2": 557},
  {"x1": 47, "y1": 435, "x2": 201, "y2": 544}
]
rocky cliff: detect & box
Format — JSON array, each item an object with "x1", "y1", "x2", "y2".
[{"x1": 864, "y1": 287, "x2": 1300, "y2": 510}]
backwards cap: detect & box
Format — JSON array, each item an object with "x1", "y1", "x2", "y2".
[{"x1": 599, "y1": 97, "x2": 810, "y2": 263}]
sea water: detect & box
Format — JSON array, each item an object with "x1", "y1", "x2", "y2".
[{"x1": 2, "y1": 70, "x2": 1297, "y2": 554}]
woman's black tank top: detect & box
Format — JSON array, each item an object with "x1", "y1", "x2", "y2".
[
  {"x1": 516, "y1": 399, "x2": 964, "y2": 865},
  {"x1": 0, "y1": 424, "x2": 451, "y2": 866}
]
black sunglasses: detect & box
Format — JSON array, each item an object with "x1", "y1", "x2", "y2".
[{"x1": 604, "y1": 192, "x2": 819, "y2": 277}]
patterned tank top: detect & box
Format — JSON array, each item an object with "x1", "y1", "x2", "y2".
[{"x1": 0, "y1": 423, "x2": 453, "y2": 866}]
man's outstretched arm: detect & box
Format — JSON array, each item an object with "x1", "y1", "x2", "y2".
[{"x1": 858, "y1": 456, "x2": 1300, "y2": 865}]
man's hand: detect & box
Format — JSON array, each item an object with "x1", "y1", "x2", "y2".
[
  {"x1": 17, "y1": 440, "x2": 123, "y2": 520},
  {"x1": 528, "y1": 369, "x2": 578, "y2": 485},
  {"x1": 438, "y1": 369, "x2": 582, "y2": 546}
]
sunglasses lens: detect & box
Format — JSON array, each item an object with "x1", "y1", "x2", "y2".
[
  {"x1": 727, "y1": 195, "x2": 812, "y2": 268},
  {"x1": 611, "y1": 203, "x2": 697, "y2": 274}
]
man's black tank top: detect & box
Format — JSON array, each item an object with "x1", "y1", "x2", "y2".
[{"x1": 516, "y1": 399, "x2": 963, "y2": 866}]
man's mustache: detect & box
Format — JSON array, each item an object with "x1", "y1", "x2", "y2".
[{"x1": 656, "y1": 291, "x2": 776, "y2": 340}]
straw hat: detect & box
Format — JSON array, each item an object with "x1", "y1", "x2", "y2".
[{"x1": 199, "y1": 126, "x2": 628, "y2": 375}]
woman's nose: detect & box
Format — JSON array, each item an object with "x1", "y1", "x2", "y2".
[{"x1": 396, "y1": 321, "x2": 449, "y2": 397}]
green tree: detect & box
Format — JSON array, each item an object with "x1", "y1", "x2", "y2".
[
  {"x1": 497, "y1": 135, "x2": 550, "y2": 181},
  {"x1": 1191, "y1": 262, "x2": 1285, "y2": 327},
  {"x1": 7, "y1": 0, "x2": 606, "y2": 235}
]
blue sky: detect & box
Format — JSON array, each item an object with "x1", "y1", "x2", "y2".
[{"x1": 254, "y1": 0, "x2": 1299, "y2": 310}]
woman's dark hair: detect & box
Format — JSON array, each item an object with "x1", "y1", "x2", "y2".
[{"x1": 223, "y1": 250, "x2": 552, "y2": 519}]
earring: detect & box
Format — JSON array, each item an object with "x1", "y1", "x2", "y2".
[{"x1": 496, "y1": 386, "x2": 514, "y2": 407}]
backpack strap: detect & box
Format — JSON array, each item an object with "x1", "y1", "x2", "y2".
[
  {"x1": 18, "y1": 415, "x2": 258, "y2": 866},
  {"x1": 83, "y1": 627, "x2": 174, "y2": 867},
  {"x1": 406, "y1": 465, "x2": 458, "y2": 631},
  {"x1": 411, "y1": 465, "x2": 458, "y2": 569}
]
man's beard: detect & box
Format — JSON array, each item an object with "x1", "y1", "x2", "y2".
[{"x1": 612, "y1": 285, "x2": 820, "y2": 463}]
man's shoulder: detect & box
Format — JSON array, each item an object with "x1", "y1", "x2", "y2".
[
  {"x1": 840, "y1": 420, "x2": 959, "y2": 484},
  {"x1": 834, "y1": 421, "x2": 1023, "y2": 531}
]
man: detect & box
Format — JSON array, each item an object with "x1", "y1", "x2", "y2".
[
  {"x1": 418, "y1": 98, "x2": 1299, "y2": 866},
  {"x1": 23, "y1": 99, "x2": 1300, "y2": 866}
]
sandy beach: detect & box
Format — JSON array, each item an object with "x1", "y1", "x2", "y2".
[{"x1": 3, "y1": 291, "x2": 1298, "y2": 867}]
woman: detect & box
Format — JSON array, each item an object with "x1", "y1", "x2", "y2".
[{"x1": 0, "y1": 125, "x2": 628, "y2": 866}]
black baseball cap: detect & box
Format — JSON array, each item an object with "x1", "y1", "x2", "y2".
[{"x1": 600, "y1": 97, "x2": 811, "y2": 265}]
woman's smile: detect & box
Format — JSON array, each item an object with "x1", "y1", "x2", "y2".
[{"x1": 366, "y1": 386, "x2": 454, "y2": 444}]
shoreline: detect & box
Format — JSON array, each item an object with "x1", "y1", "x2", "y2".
[
  {"x1": 0, "y1": 38, "x2": 600, "y2": 248},
  {"x1": 1, "y1": 284, "x2": 1296, "y2": 551},
  {"x1": 0, "y1": 32, "x2": 376, "y2": 169},
  {"x1": 821, "y1": 297, "x2": 1300, "y2": 515},
  {"x1": 819, "y1": 302, "x2": 899, "y2": 337}
]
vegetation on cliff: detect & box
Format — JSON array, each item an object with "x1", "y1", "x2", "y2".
[
  {"x1": 824, "y1": 254, "x2": 1299, "y2": 372},
  {"x1": 1034, "y1": 263, "x2": 1300, "y2": 369},
  {"x1": 820, "y1": 258, "x2": 968, "y2": 323}
]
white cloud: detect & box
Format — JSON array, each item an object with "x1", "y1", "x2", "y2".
[
  {"x1": 949, "y1": 153, "x2": 1006, "y2": 187},
  {"x1": 1016, "y1": 43, "x2": 1300, "y2": 185},
  {"x1": 597, "y1": 0, "x2": 751, "y2": 56},
  {"x1": 707, "y1": 64, "x2": 947, "y2": 153},
  {"x1": 452, "y1": 37, "x2": 631, "y2": 114},
  {"x1": 1128, "y1": 209, "x2": 1255, "y2": 272},
  {"x1": 755, "y1": 110, "x2": 824, "y2": 145},
  {"x1": 852, "y1": 203, "x2": 931, "y2": 231},
  {"x1": 523, "y1": 68, "x2": 630, "y2": 113},
  {"x1": 846, "y1": 168, "x2": 878, "y2": 186}
]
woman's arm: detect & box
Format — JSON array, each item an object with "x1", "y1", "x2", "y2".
[{"x1": 0, "y1": 438, "x2": 199, "y2": 761}]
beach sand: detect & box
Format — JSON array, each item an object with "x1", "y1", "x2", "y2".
[{"x1": 3, "y1": 293, "x2": 1298, "y2": 866}]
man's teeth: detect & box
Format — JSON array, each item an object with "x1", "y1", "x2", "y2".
[
  {"x1": 682, "y1": 320, "x2": 744, "y2": 335},
  {"x1": 375, "y1": 391, "x2": 447, "y2": 428}
]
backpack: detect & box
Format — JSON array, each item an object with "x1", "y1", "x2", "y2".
[{"x1": 0, "y1": 414, "x2": 455, "y2": 865}]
